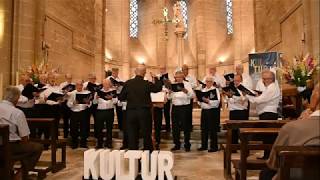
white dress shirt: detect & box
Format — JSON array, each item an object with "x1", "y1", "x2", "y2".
[
  {"x1": 39, "y1": 85, "x2": 63, "y2": 105},
  {"x1": 227, "y1": 88, "x2": 248, "y2": 111},
  {"x1": 0, "y1": 100, "x2": 30, "y2": 141},
  {"x1": 169, "y1": 81, "x2": 194, "y2": 106},
  {"x1": 247, "y1": 82, "x2": 280, "y2": 115},
  {"x1": 67, "y1": 90, "x2": 91, "y2": 112},
  {"x1": 198, "y1": 86, "x2": 220, "y2": 109},
  {"x1": 185, "y1": 74, "x2": 197, "y2": 89},
  {"x1": 94, "y1": 89, "x2": 118, "y2": 110}
]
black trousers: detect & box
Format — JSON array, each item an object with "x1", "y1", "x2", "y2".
[
  {"x1": 163, "y1": 100, "x2": 171, "y2": 131},
  {"x1": 188, "y1": 99, "x2": 193, "y2": 131},
  {"x1": 122, "y1": 110, "x2": 128, "y2": 148},
  {"x1": 153, "y1": 107, "x2": 163, "y2": 144},
  {"x1": 229, "y1": 110, "x2": 248, "y2": 144},
  {"x1": 61, "y1": 101, "x2": 72, "y2": 138},
  {"x1": 172, "y1": 105, "x2": 191, "y2": 148},
  {"x1": 90, "y1": 104, "x2": 98, "y2": 138},
  {"x1": 200, "y1": 108, "x2": 219, "y2": 150},
  {"x1": 70, "y1": 109, "x2": 90, "y2": 145},
  {"x1": 9, "y1": 141, "x2": 43, "y2": 179},
  {"x1": 116, "y1": 105, "x2": 123, "y2": 130},
  {"x1": 259, "y1": 112, "x2": 278, "y2": 158},
  {"x1": 126, "y1": 107, "x2": 153, "y2": 150},
  {"x1": 95, "y1": 109, "x2": 114, "y2": 146}
]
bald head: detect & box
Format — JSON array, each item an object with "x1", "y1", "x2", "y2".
[{"x1": 135, "y1": 64, "x2": 147, "y2": 77}]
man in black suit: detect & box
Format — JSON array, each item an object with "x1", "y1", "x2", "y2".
[{"x1": 119, "y1": 64, "x2": 162, "y2": 150}]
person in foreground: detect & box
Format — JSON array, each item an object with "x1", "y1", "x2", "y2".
[
  {"x1": 0, "y1": 86, "x2": 43, "y2": 180},
  {"x1": 259, "y1": 82, "x2": 320, "y2": 180},
  {"x1": 119, "y1": 64, "x2": 162, "y2": 150}
]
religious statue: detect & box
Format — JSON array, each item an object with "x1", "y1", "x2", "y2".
[{"x1": 173, "y1": 2, "x2": 185, "y2": 32}]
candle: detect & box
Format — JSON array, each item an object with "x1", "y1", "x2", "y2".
[{"x1": 0, "y1": 73, "x2": 3, "y2": 100}]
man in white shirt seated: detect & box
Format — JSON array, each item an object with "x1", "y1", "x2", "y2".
[
  {"x1": 197, "y1": 76, "x2": 220, "y2": 152},
  {"x1": 0, "y1": 86, "x2": 43, "y2": 179},
  {"x1": 168, "y1": 71, "x2": 194, "y2": 152},
  {"x1": 260, "y1": 82, "x2": 320, "y2": 180}
]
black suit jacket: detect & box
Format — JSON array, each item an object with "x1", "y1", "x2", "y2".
[{"x1": 119, "y1": 75, "x2": 162, "y2": 109}]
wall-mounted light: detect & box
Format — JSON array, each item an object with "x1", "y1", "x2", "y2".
[
  {"x1": 137, "y1": 57, "x2": 145, "y2": 64},
  {"x1": 105, "y1": 49, "x2": 112, "y2": 62}
]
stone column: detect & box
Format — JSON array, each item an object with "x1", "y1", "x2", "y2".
[{"x1": 175, "y1": 30, "x2": 186, "y2": 67}]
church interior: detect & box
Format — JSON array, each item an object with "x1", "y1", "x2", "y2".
[{"x1": 0, "y1": 0, "x2": 319, "y2": 180}]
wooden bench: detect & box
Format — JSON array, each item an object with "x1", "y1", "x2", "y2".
[
  {"x1": 0, "y1": 124, "x2": 11, "y2": 180},
  {"x1": 222, "y1": 120, "x2": 289, "y2": 179},
  {"x1": 26, "y1": 118, "x2": 67, "y2": 177},
  {"x1": 275, "y1": 146, "x2": 320, "y2": 180},
  {"x1": 234, "y1": 128, "x2": 281, "y2": 180}
]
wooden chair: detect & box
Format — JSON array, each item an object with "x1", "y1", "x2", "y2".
[
  {"x1": 0, "y1": 124, "x2": 11, "y2": 180},
  {"x1": 276, "y1": 146, "x2": 320, "y2": 180},
  {"x1": 222, "y1": 120, "x2": 289, "y2": 179}
]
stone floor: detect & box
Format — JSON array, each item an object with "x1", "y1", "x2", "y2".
[{"x1": 36, "y1": 140, "x2": 260, "y2": 180}]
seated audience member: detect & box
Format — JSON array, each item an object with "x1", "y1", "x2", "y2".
[
  {"x1": 0, "y1": 86, "x2": 43, "y2": 180},
  {"x1": 260, "y1": 82, "x2": 320, "y2": 180}
]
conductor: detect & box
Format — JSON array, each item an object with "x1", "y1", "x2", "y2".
[{"x1": 119, "y1": 64, "x2": 162, "y2": 150}]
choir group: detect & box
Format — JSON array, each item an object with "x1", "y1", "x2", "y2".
[{"x1": 14, "y1": 64, "x2": 280, "y2": 153}]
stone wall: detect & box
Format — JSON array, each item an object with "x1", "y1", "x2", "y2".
[{"x1": 254, "y1": 0, "x2": 319, "y2": 62}]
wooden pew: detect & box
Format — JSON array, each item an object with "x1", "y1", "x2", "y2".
[
  {"x1": 275, "y1": 146, "x2": 320, "y2": 180},
  {"x1": 0, "y1": 124, "x2": 11, "y2": 180},
  {"x1": 222, "y1": 120, "x2": 289, "y2": 179},
  {"x1": 234, "y1": 128, "x2": 281, "y2": 180},
  {"x1": 26, "y1": 118, "x2": 67, "y2": 177}
]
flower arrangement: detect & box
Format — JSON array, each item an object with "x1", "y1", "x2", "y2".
[
  {"x1": 282, "y1": 54, "x2": 319, "y2": 88},
  {"x1": 20, "y1": 61, "x2": 61, "y2": 84}
]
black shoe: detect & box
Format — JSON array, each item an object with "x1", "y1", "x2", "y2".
[
  {"x1": 120, "y1": 146, "x2": 128, "y2": 150},
  {"x1": 185, "y1": 147, "x2": 191, "y2": 152},
  {"x1": 171, "y1": 146, "x2": 180, "y2": 151},
  {"x1": 208, "y1": 148, "x2": 218, "y2": 152},
  {"x1": 197, "y1": 147, "x2": 207, "y2": 151},
  {"x1": 80, "y1": 144, "x2": 88, "y2": 148},
  {"x1": 71, "y1": 143, "x2": 78, "y2": 149},
  {"x1": 155, "y1": 144, "x2": 160, "y2": 150},
  {"x1": 105, "y1": 144, "x2": 113, "y2": 149}
]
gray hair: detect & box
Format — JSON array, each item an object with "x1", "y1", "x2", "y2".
[
  {"x1": 262, "y1": 69, "x2": 276, "y2": 82},
  {"x1": 3, "y1": 86, "x2": 21, "y2": 103}
]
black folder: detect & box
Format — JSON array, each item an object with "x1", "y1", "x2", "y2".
[
  {"x1": 22, "y1": 83, "x2": 41, "y2": 99},
  {"x1": 237, "y1": 84, "x2": 256, "y2": 96},
  {"x1": 195, "y1": 89, "x2": 218, "y2": 102},
  {"x1": 76, "y1": 93, "x2": 92, "y2": 104},
  {"x1": 97, "y1": 90, "x2": 117, "y2": 100},
  {"x1": 224, "y1": 73, "x2": 235, "y2": 82},
  {"x1": 62, "y1": 84, "x2": 76, "y2": 92},
  {"x1": 198, "y1": 80, "x2": 206, "y2": 88},
  {"x1": 47, "y1": 92, "x2": 64, "y2": 102},
  {"x1": 87, "y1": 82, "x2": 102, "y2": 92},
  {"x1": 36, "y1": 83, "x2": 46, "y2": 89},
  {"x1": 222, "y1": 85, "x2": 240, "y2": 96},
  {"x1": 109, "y1": 78, "x2": 125, "y2": 86},
  {"x1": 171, "y1": 83, "x2": 185, "y2": 92},
  {"x1": 254, "y1": 90, "x2": 263, "y2": 95},
  {"x1": 160, "y1": 73, "x2": 169, "y2": 82}
]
